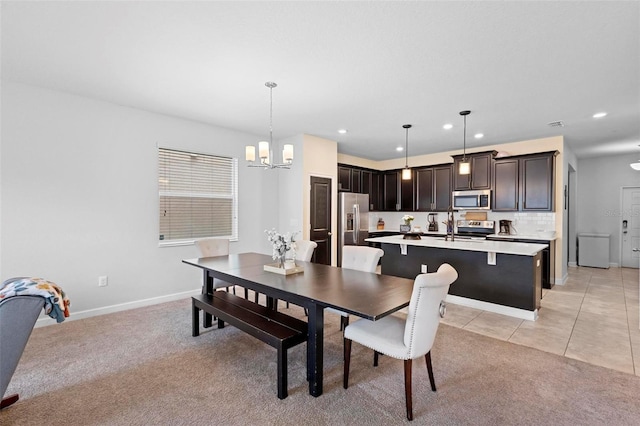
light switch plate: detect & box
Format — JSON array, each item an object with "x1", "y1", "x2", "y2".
[{"x1": 487, "y1": 252, "x2": 496, "y2": 265}]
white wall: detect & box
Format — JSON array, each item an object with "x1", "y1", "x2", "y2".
[
  {"x1": 1, "y1": 82, "x2": 278, "y2": 319},
  {"x1": 576, "y1": 153, "x2": 640, "y2": 267}
]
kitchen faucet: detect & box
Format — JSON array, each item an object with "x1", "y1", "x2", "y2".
[{"x1": 444, "y1": 205, "x2": 455, "y2": 241}]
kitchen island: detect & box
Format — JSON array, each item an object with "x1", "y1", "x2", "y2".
[{"x1": 365, "y1": 235, "x2": 548, "y2": 320}]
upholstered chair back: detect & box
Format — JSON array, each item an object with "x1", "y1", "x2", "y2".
[
  {"x1": 196, "y1": 238, "x2": 229, "y2": 257},
  {"x1": 403, "y1": 263, "x2": 458, "y2": 359},
  {"x1": 294, "y1": 240, "x2": 317, "y2": 262},
  {"x1": 195, "y1": 238, "x2": 231, "y2": 291},
  {"x1": 341, "y1": 246, "x2": 384, "y2": 273}
]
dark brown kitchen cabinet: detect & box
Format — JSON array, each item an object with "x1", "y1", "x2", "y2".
[
  {"x1": 381, "y1": 170, "x2": 414, "y2": 211},
  {"x1": 493, "y1": 151, "x2": 557, "y2": 212},
  {"x1": 452, "y1": 151, "x2": 496, "y2": 190},
  {"x1": 338, "y1": 166, "x2": 352, "y2": 192},
  {"x1": 521, "y1": 154, "x2": 555, "y2": 211},
  {"x1": 370, "y1": 172, "x2": 382, "y2": 210},
  {"x1": 400, "y1": 171, "x2": 414, "y2": 211},
  {"x1": 351, "y1": 169, "x2": 362, "y2": 192},
  {"x1": 383, "y1": 170, "x2": 399, "y2": 211},
  {"x1": 493, "y1": 158, "x2": 520, "y2": 211},
  {"x1": 415, "y1": 164, "x2": 452, "y2": 211}
]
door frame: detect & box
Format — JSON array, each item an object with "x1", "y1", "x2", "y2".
[
  {"x1": 308, "y1": 174, "x2": 333, "y2": 265},
  {"x1": 620, "y1": 186, "x2": 640, "y2": 268}
]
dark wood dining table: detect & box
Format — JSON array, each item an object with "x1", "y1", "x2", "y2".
[{"x1": 182, "y1": 252, "x2": 415, "y2": 397}]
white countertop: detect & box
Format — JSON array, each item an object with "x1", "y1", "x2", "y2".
[
  {"x1": 487, "y1": 233, "x2": 557, "y2": 241},
  {"x1": 365, "y1": 235, "x2": 548, "y2": 256}
]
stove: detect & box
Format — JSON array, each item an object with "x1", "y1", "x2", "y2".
[{"x1": 456, "y1": 220, "x2": 495, "y2": 238}]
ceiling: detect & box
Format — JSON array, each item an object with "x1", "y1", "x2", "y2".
[{"x1": 2, "y1": 1, "x2": 639, "y2": 161}]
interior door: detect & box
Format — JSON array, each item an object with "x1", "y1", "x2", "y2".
[
  {"x1": 621, "y1": 187, "x2": 640, "y2": 268},
  {"x1": 310, "y1": 176, "x2": 332, "y2": 265}
]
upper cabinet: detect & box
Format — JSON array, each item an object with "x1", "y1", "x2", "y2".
[
  {"x1": 452, "y1": 151, "x2": 497, "y2": 190},
  {"x1": 415, "y1": 164, "x2": 452, "y2": 211},
  {"x1": 339, "y1": 149, "x2": 556, "y2": 213},
  {"x1": 493, "y1": 151, "x2": 558, "y2": 211},
  {"x1": 338, "y1": 164, "x2": 381, "y2": 210},
  {"x1": 338, "y1": 166, "x2": 353, "y2": 192}
]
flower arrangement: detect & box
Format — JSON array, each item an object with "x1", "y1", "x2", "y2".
[
  {"x1": 402, "y1": 214, "x2": 414, "y2": 225},
  {"x1": 265, "y1": 229, "x2": 298, "y2": 268}
]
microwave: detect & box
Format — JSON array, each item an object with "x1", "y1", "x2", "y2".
[{"x1": 452, "y1": 189, "x2": 491, "y2": 210}]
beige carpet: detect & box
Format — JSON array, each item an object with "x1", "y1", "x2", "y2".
[{"x1": 3, "y1": 298, "x2": 640, "y2": 425}]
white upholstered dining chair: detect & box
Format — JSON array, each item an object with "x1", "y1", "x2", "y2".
[
  {"x1": 331, "y1": 246, "x2": 384, "y2": 330},
  {"x1": 280, "y1": 240, "x2": 318, "y2": 309},
  {"x1": 294, "y1": 240, "x2": 317, "y2": 262},
  {"x1": 195, "y1": 238, "x2": 238, "y2": 295},
  {"x1": 343, "y1": 263, "x2": 458, "y2": 421}
]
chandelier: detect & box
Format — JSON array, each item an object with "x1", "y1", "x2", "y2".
[{"x1": 245, "y1": 82, "x2": 293, "y2": 169}]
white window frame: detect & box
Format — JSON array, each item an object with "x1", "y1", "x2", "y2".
[{"x1": 158, "y1": 147, "x2": 238, "y2": 247}]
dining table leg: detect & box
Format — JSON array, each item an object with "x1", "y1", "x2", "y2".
[
  {"x1": 203, "y1": 270, "x2": 213, "y2": 328},
  {"x1": 307, "y1": 303, "x2": 324, "y2": 397}
]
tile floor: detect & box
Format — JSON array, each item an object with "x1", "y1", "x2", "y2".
[{"x1": 441, "y1": 266, "x2": 640, "y2": 375}]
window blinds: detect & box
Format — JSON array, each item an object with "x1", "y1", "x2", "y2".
[{"x1": 159, "y1": 148, "x2": 238, "y2": 242}]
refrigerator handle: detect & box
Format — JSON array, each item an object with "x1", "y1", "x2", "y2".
[{"x1": 353, "y1": 203, "x2": 360, "y2": 244}]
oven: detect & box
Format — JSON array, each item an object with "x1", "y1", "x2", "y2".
[{"x1": 455, "y1": 220, "x2": 495, "y2": 239}]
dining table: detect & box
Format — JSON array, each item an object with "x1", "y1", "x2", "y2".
[{"x1": 182, "y1": 252, "x2": 415, "y2": 397}]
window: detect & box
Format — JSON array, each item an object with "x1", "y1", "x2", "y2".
[{"x1": 158, "y1": 147, "x2": 238, "y2": 244}]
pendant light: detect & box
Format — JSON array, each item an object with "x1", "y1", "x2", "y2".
[
  {"x1": 401, "y1": 124, "x2": 412, "y2": 180},
  {"x1": 245, "y1": 82, "x2": 293, "y2": 169},
  {"x1": 459, "y1": 110, "x2": 471, "y2": 175}
]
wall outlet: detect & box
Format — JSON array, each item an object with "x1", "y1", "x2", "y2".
[
  {"x1": 421, "y1": 264, "x2": 427, "y2": 273},
  {"x1": 98, "y1": 276, "x2": 108, "y2": 287}
]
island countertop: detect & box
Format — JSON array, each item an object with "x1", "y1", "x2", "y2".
[{"x1": 365, "y1": 235, "x2": 547, "y2": 256}]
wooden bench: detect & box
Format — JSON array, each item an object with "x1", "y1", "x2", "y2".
[{"x1": 192, "y1": 291, "x2": 308, "y2": 399}]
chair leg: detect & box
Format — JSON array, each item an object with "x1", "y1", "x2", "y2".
[
  {"x1": 373, "y1": 350, "x2": 380, "y2": 367},
  {"x1": 404, "y1": 359, "x2": 413, "y2": 421},
  {"x1": 340, "y1": 315, "x2": 350, "y2": 331},
  {"x1": 343, "y1": 338, "x2": 352, "y2": 389},
  {"x1": 1, "y1": 394, "x2": 19, "y2": 409},
  {"x1": 425, "y1": 351, "x2": 436, "y2": 392}
]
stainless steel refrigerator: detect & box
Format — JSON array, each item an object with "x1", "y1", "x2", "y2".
[{"x1": 338, "y1": 192, "x2": 370, "y2": 266}]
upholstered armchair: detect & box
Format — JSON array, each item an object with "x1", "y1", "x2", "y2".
[
  {"x1": 1, "y1": 295, "x2": 45, "y2": 409},
  {"x1": 343, "y1": 263, "x2": 458, "y2": 421}
]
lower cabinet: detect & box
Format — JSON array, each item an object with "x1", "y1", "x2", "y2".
[{"x1": 486, "y1": 237, "x2": 555, "y2": 289}]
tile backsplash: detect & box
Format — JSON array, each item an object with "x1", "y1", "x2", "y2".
[{"x1": 370, "y1": 211, "x2": 556, "y2": 235}]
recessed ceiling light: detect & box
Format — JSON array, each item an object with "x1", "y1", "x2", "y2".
[
  {"x1": 338, "y1": 129, "x2": 348, "y2": 134},
  {"x1": 443, "y1": 123, "x2": 453, "y2": 130},
  {"x1": 593, "y1": 112, "x2": 607, "y2": 119},
  {"x1": 474, "y1": 133, "x2": 484, "y2": 139},
  {"x1": 396, "y1": 146, "x2": 404, "y2": 152}
]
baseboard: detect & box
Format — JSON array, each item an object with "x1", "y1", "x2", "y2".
[
  {"x1": 568, "y1": 261, "x2": 577, "y2": 268},
  {"x1": 35, "y1": 288, "x2": 201, "y2": 328},
  {"x1": 445, "y1": 294, "x2": 538, "y2": 321}
]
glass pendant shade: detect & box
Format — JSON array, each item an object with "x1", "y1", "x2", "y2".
[
  {"x1": 402, "y1": 167, "x2": 412, "y2": 180},
  {"x1": 459, "y1": 160, "x2": 471, "y2": 175}
]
